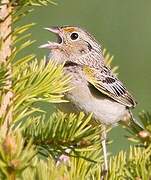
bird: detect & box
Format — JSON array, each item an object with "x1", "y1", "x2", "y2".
[{"x1": 40, "y1": 25, "x2": 140, "y2": 173}]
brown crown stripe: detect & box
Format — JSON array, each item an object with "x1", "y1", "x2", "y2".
[{"x1": 63, "y1": 27, "x2": 76, "y2": 33}]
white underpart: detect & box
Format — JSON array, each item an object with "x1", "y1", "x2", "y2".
[{"x1": 65, "y1": 83, "x2": 127, "y2": 125}]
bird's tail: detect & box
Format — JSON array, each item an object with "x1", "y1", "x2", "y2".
[
  {"x1": 129, "y1": 110, "x2": 144, "y2": 131},
  {"x1": 120, "y1": 110, "x2": 144, "y2": 133}
]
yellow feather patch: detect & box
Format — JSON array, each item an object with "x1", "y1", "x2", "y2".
[{"x1": 83, "y1": 66, "x2": 97, "y2": 83}]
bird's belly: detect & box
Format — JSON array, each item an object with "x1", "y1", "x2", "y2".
[{"x1": 60, "y1": 84, "x2": 127, "y2": 125}]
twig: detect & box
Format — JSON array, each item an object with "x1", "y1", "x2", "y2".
[{"x1": 0, "y1": 0, "x2": 13, "y2": 135}]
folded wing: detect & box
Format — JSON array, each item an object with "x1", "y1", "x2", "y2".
[{"x1": 83, "y1": 65, "x2": 137, "y2": 108}]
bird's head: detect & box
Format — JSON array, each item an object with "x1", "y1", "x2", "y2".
[{"x1": 40, "y1": 26, "x2": 103, "y2": 65}]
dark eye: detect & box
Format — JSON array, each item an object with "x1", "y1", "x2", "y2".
[{"x1": 70, "y1": 33, "x2": 79, "y2": 40}]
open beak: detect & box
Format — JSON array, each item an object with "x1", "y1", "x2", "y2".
[
  {"x1": 44, "y1": 27, "x2": 60, "y2": 34},
  {"x1": 39, "y1": 26, "x2": 62, "y2": 49}
]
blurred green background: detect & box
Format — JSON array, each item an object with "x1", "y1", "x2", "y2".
[{"x1": 22, "y1": 0, "x2": 151, "y2": 153}]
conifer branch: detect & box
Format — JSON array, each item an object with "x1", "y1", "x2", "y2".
[{"x1": 0, "y1": 0, "x2": 13, "y2": 135}]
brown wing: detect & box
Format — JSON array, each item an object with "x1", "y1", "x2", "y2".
[{"x1": 83, "y1": 65, "x2": 137, "y2": 108}]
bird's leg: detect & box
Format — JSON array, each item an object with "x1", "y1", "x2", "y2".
[{"x1": 101, "y1": 125, "x2": 108, "y2": 175}]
